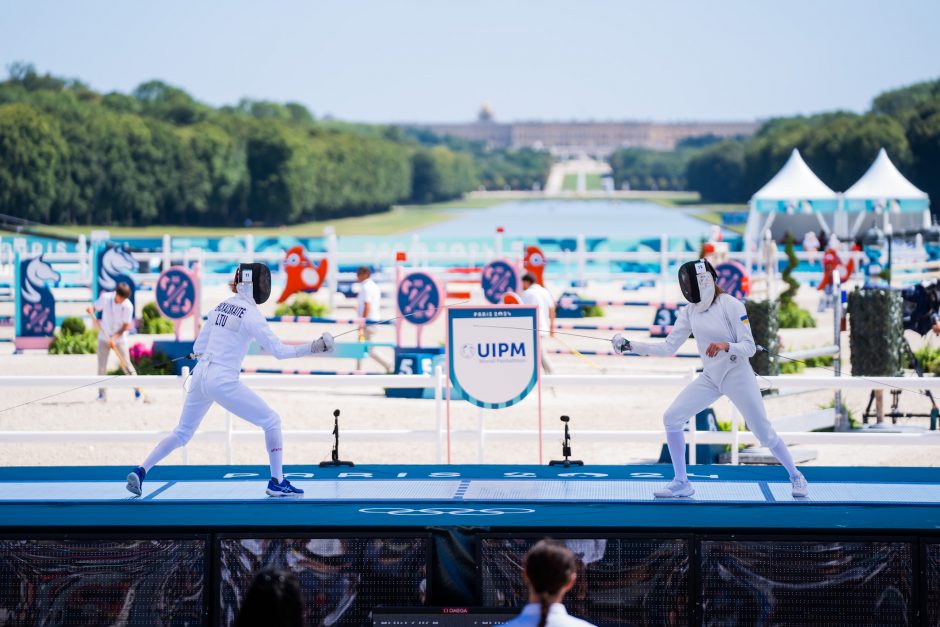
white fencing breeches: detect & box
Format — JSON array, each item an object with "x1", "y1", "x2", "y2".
[
  {"x1": 141, "y1": 363, "x2": 284, "y2": 478},
  {"x1": 662, "y1": 365, "x2": 779, "y2": 448}
]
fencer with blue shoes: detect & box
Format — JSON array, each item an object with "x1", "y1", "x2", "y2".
[{"x1": 124, "y1": 263, "x2": 333, "y2": 497}]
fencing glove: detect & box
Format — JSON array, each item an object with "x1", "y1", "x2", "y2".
[
  {"x1": 312, "y1": 332, "x2": 335, "y2": 354},
  {"x1": 611, "y1": 333, "x2": 631, "y2": 355}
]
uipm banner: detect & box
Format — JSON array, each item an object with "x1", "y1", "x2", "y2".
[{"x1": 447, "y1": 306, "x2": 539, "y2": 409}]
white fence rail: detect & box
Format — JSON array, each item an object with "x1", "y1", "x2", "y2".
[
  {"x1": 1, "y1": 368, "x2": 938, "y2": 465},
  {"x1": 0, "y1": 232, "x2": 876, "y2": 290}
]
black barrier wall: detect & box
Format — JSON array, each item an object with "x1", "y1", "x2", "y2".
[
  {"x1": 217, "y1": 535, "x2": 429, "y2": 626},
  {"x1": 0, "y1": 531, "x2": 937, "y2": 626},
  {"x1": 481, "y1": 536, "x2": 690, "y2": 625},
  {"x1": 0, "y1": 536, "x2": 209, "y2": 625}
]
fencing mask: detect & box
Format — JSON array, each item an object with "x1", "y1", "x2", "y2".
[
  {"x1": 678, "y1": 259, "x2": 717, "y2": 313},
  {"x1": 236, "y1": 263, "x2": 272, "y2": 304}
]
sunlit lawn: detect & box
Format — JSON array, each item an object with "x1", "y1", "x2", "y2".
[{"x1": 43, "y1": 198, "x2": 509, "y2": 238}]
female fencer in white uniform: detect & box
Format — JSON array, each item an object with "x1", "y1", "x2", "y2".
[
  {"x1": 125, "y1": 263, "x2": 334, "y2": 497},
  {"x1": 612, "y1": 259, "x2": 808, "y2": 498}
]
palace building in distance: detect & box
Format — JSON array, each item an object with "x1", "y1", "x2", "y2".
[{"x1": 401, "y1": 103, "x2": 760, "y2": 157}]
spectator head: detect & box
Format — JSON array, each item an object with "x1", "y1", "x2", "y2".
[
  {"x1": 523, "y1": 539, "x2": 579, "y2": 627},
  {"x1": 357, "y1": 266, "x2": 371, "y2": 282},
  {"x1": 522, "y1": 272, "x2": 537, "y2": 289},
  {"x1": 115, "y1": 283, "x2": 131, "y2": 303},
  {"x1": 235, "y1": 567, "x2": 303, "y2": 627}
]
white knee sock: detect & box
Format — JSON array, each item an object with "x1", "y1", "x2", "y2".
[
  {"x1": 666, "y1": 431, "x2": 688, "y2": 481},
  {"x1": 265, "y1": 427, "x2": 284, "y2": 482},
  {"x1": 141, "y1": 434, "x2": 186, "y2": 472},
  {"x1": 768, "y1": 440, "x2": 800, "y2": 477}
]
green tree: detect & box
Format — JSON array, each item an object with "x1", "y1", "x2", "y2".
[
  {"x1": 743, "y1": 117, "x2": 814, "y2": 194},
  {"x1": 178, "y1": 122, "x2": 249, "y2": 223},
  {"x1": 686, "y1": 140, "x2": 746, "y2": 202},
  {"x1": 802, "y1": 113, "x2": 911, "y2": 190},
  {"x1": 608, "y1": 148, "x2": 688, "y2": 191},
  {"x1": 133, "y1": 80, "x2": 209, "y2": 125},
  {"x1": 0, "y1": 103, "x2": 65, "y2": 222},
  {"x1": 244, "y1": 122, "x2": 318, "y2": 225},
  {"x1": 872, "y1": 79, "x2": 940, "y2": 122},
  {"x1": 6, "y1": 62, "x2": 72, "y2": 93},
  {"x1": 411, "y1": 146, "x2": 476, "y2": 203},
  {"x1": 906, "y1": 101, "x2": 940, "y2": 214}
]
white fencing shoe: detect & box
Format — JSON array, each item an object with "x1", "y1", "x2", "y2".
[
  {"x1": 791, "y1": 473, "x2": 809, "y2": 498},
  {"x1": 654, "y1": 479, "x2": 695, "y2": 498}
]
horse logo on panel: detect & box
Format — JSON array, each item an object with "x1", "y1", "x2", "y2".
[
  {"x1": 277, "y1": 245, "x2": 329, "y2": 303},
  {"x1": 96, "y1": 245, "x2": 139, "y2": 313},
  {"x1": 19, "y1": 254, "x2": 60, "y2": 337}
]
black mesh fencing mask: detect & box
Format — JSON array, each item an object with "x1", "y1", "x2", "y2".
[
  {"x1": 678, "y1": 259, "x2": 717, "y2": 311},
  {"x1": 237, "y1": 263, "x2": 272, "y2": 304}
]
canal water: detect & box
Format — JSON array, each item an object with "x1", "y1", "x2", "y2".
[{"x1": 413, "y1": 199, "x2": 717, "y2": 239}]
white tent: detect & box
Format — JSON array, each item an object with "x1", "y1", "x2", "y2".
[
  {"x1": 842, "y1": 148, "x2": 930, "y2": 237},
  {"x1": 745, "y1": 149, "x2": 839, "y2": 243}
]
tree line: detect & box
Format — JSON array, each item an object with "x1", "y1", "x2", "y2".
[
  {"x1": 0, "y1": 64, "x2": 551, "y2": 227},
  {"x1": 606, "y1": 135, "x2": 730, "y2": 192},
  {"x1": 609, "y1": 78, "x2": 940, "y2": 207}
]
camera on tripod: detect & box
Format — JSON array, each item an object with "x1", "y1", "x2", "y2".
[{"x1": 901, "y1": 279, "x2": 940, "y2": 336}]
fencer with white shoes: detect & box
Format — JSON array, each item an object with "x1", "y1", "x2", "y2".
[
  {"x1": 613, "y1": 259, "x2": 808, "y2": 499},
  {"x1": 125, "y1": 263, "x2": 334, "y2": 498}
]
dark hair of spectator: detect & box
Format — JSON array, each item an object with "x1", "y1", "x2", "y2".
[
  {"x1": 234, "y1": 567, "x2": 304, "y2": 627},
  {"x1": 115, "y1": 283, "x2": 131, "y2": 299},
  {"x1": 357, "y1": 266, "x2": 371, "y2": 277},
  {"x1": 522, "y1": 272, "x2": 537, "y2": 284},
  {"x1": 524, "y1": 539, "x2": 578, "y2": 627}
]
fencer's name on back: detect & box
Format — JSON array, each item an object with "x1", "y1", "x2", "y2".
[{"x1": 215, "y1": 303, "x2": 247, "y2": 318}]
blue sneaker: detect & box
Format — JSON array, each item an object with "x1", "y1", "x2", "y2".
[
  {"x1": 125, "y1": 467, "x2": 146, "y2": 496},
  {"x1": 266, "y1": 478, "x2": 304, "y2": 497}
]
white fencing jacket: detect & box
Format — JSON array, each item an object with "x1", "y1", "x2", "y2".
[
  {"x1": 193, "y1": 284, "x2": 312, "y2": 374},
  {"x1": 630, "y1": 294, "x2": 756, "y2": 379}
]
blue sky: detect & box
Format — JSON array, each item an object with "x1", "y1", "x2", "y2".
[{"x1": 2, "y1": 1, "x2": 938, "y2": 123}]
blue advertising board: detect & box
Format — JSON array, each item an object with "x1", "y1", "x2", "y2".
[
  {"x1": 155, "y1": 267, "x2": 198, "y2": 320},
  {"x1": 396, "y1": 272, "x2": 443, "y2": 326},
  {"x1": 481, "y1": 260, "x2": 519, "y2": 304}
]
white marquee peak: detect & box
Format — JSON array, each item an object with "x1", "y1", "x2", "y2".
[
  {"x1": 844, "y1": 148, "x2": 927, "y2": 200},
  {"x1": 751, "y1": 148, "x2": 838, "y2": 201}
]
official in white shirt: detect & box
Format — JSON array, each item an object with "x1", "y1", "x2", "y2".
[
  {"x1": 499, "y1": 540, "x2": 596, "y2": 627},
  {"x1": 521, "y1": 272, "x2": 555, "y2": 374},
  {"x1": 356, "y1": 266, "x2": 392, "y2": 372},
  {"x1": 87, "y1": 282, "x2": 136, "y2": 401}
]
